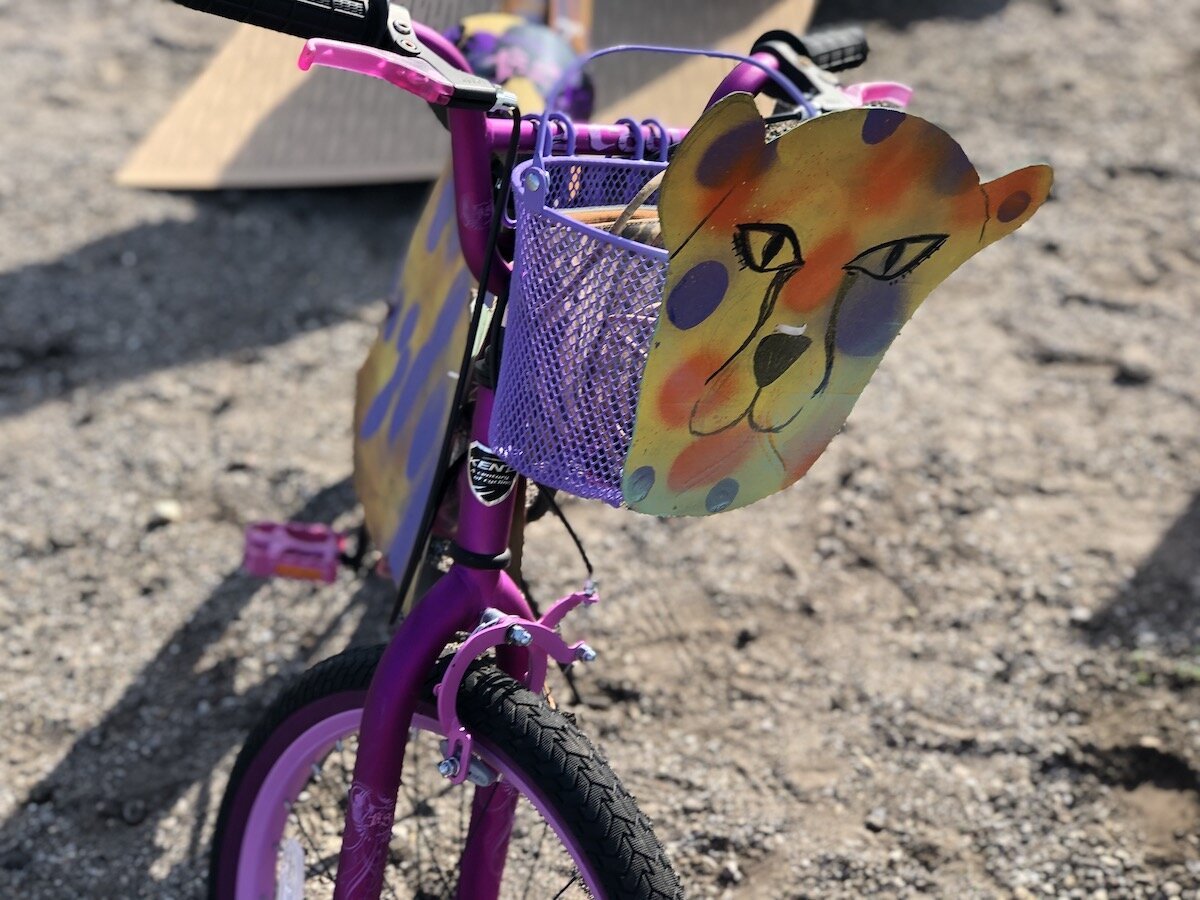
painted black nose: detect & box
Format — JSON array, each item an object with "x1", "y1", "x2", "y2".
[{"x1": 754, "y1": 332, "x2": 813, "y2": 388}]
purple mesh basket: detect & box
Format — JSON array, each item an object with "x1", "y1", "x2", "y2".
[
  {"x1": 489, "y1": 44, "x2": 809, "y2": 505},
  {"x1": 489, "y1": 154, "x2": 668, "y2": 505}
]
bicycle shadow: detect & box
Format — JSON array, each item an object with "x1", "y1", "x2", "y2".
[
  {"x1": 0, "y1": 185, "x2": 423, "y2": 422},
  {"x1": 0, "y1": 477, "x2": 396, "y2": 896},
  {"x1": 1081, "y1": 491, "x2": 1200, "y2": 657}
]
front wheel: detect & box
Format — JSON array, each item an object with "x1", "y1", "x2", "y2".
[{"x1": 208, "y1": 645, "x2": 681, "y2": 899}]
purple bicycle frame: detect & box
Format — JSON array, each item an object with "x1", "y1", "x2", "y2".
[{"x1": 328, "y1": 26, "x2": 783, "y2": 900}]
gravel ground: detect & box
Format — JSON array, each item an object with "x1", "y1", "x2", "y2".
[{"x1": 2, "y1": 0, "x2": 1198, "y2": 897}]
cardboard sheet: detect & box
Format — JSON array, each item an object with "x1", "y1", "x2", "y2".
[{"x1": 117, "y1": 0, "x2": 815, "y2": 189}]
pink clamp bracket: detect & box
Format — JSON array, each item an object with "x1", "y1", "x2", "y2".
[
  {"x1": 433, "y1": 588, "x2": 600, "y2": 785},
  {"x1": 242, "y1": 521, "x2": 345, "y2": 585}
]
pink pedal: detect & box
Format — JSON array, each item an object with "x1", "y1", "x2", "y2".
[{"x1": 243, "y1": 521, "x2": 345, "y2": 584}]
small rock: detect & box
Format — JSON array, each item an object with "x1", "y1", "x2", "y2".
[
  {"x1": 1162, "y1": 881, "x2": 1181, "y2": 897},
  {"x1": 146, "y1": 499, "x2": 183, "y2": 531},
  {"x1": 1069, "y1": 606, "x2": 1094, "y2": 626},
  {"x1": 120, "y1": 799, "x2": 147, "y2": 826},
  {"x1": 1113, "y1": 347, "x2": 1156, "y2": 386},
  {"x1": 718, "y1": 859, "x2": 743, "y2": 885},
  {"x1": 865, "y1": 807, "x2": 888, "y2": 833},
  {"x1": 734, "y1": 626, "x2": 759, "y2": 649}
]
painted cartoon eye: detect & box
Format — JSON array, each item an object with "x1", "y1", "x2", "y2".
[
  {"x1": 845, "y1": 234, "x2": 947, "y2": 281},
  {"x1": 732, "y1": 223, "x2": 803, "y2": 273}
]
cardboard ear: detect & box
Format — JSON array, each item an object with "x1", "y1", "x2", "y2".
[
  {"x1": 979, "y1": 164, "x2": 1053, "y2": 248},
  {"x1": 659, "y1": 93, "x2": 769, "y2": 246}
]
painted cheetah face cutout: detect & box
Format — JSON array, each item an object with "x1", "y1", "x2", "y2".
[{"x1": 622, "y1": 94, "x2": 1052, "y2": 516}]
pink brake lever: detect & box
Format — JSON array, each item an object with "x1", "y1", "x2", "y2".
[{"x1": 298, "y1": 39, "x2": 457, "y2": 106}]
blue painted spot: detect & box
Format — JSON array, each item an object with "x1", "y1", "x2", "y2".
[
  {"x1": 861, "y1": 108, "x2": 906, "y2": 145},
  {"x1": 697, "y1": 121, "x2": 770, "y2": 188},
  {"x1": 624, "y1": 466, "x2": 656, "y2": 503},
  {"x1": 705, "y1": 478, "x2": 739, "y2": 513},
  {"x1": 386, "y1": 470, "x2": 433, "y2": 581},
  {"x1": 388, "y1": 268, "x2": 470, "y2": 445},
  {"x1": 667, "y1": 261, "x2": 728, "y2": 330},
  {"x1": 406, "y1": 382, "x2": 450, "y2": 481},
  {"x1": 933, "y1": 141, "x2": 976, "y2": 196},
  {"x1": 425, "y1": 177, "x2": 456, "y2": 254},
  {"x1": 359, "y1": 344, "x2": 411, "y2": 440},
  {"x1": 835, "y1": 279, "x2": 905, "y2": 357},
  {"x1": 382, "y1": 299, "x2": 402, "y2": 343},
  {"x1": 395, "y1": 302, "x2": 419, "y2": 347}
]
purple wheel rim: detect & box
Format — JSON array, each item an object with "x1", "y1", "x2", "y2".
[{"x1": 225, "y1": 702, "x2": 606, "y2": 898}]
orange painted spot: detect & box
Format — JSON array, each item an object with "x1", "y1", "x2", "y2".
[
  {"x1": 852, "y1": 144, "x2": 923, "y2": 214},
  {"x1": 667, "y1": 428, "x2": 752, "y2": 493},
  {"x1": 785, "y1": 442, "x2": 827, "y2": 483},
  {"x1": 657, "y1": 351, "x2": 728, "y2": 429},
  {"x1": 783, "y1": 229, "x2": 856, "y2": 312}
]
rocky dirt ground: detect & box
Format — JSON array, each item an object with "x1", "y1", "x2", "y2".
[{"x1": 1, "y1": 0, "x2": 1198, "y2": 896}]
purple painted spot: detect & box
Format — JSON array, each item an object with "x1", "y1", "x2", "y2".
[
  {"x1": 386, "y1": 468, "x2": 434, "y2": 580},
  {"x1": 705, "y1": 478, "x2": 739, "y2": 513},
  {"x1": 388, "y1": 269, "x2": 470, "y2": 444},
  {"x1": 697, "y1": 121, "x2": 769, "y2": 188},
  {"x1": 861, "y1": 108, "x2": 906, "y2": 145},
  {"x1": 359, "y1": 344, "x2": 411, "y2": 440},
  {"x1": 424, "y1": 177, "x2": 456, "y2": 254},
  {"x1": 835, "y1": 278, "x2": 905, "y2": 357},
  {"x1": 406, "y1": 382, "x2": 450, "y2": 481},
  {"x1": 666, "y1": 261, "x2": 728, "y2": 330},
  {"x1": 624, "y1": 466, "x2": 655, "y2": 503},
  {"x1": 933, "y1": 142, "x2": 976, "y2": 196},
  {"x1": 997, "y1": 191, "x2": 1032, "y2": 223},
  {"x1": 396, "y1": 302, "x2": 419, "y2": 346},
  {"x1": 382, "y1": 299, "x2": 402, "y2": 343}
]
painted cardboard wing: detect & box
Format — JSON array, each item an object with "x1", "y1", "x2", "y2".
[
  {"x1": 622, "y1": 94, "x2": 1053, "y2": 516},
  {"x1": 354, "y1": 169, "x2": 472, "y2": 580},
  {"x1": 354, "y1": 11, "x2": 583, "y2": 591}
]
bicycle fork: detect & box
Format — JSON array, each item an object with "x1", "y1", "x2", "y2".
[{"x1": 333, "y1": 388, "x2": 598, "y2": 899}]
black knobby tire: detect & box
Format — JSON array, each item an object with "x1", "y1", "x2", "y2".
[{"x1": 208, "y1": 645, "x2": 682, "y2": 899}]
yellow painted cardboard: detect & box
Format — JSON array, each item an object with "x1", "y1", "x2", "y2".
[{"x1": 622, "y1": 95, "x2": 1053, "y2": 516}]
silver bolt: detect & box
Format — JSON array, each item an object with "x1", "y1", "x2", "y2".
[
  {"x1": 507, "y1": 625, "x2": 534, "y2": 647},
  {"x1": 575, "y1": 643, "x2": 597, "y2": 663},
  {"x1": 478, "y1": 607, "x2": 504, "y2": 627},
  {"x1": 437, "y1": 757, "x2": 460, "y2": 779},
  {"x1": 522, "y1": 171, "x2": 542, "y2": 193}
]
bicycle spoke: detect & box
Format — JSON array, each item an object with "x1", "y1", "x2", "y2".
[
  {"x1": 551, "y1": 872, "x2": 580, "y2": 899},
  {"x1": 289, "y1": 804, "x2": 337, "y2": 886},
  {"x1": 519, "y1": 820, "x2": 550, "y2": 900}
]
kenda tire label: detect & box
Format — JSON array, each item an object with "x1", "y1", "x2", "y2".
[{"x1": 468, "y1": 441, "x2": 517, "y2": 507}]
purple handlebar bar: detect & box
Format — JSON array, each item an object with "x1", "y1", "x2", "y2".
[
  {"x1": 482, "y1": 118, "x2": 689, "y2": 158},
  {"x1": 420, "y1": 21, "x2": 793, "y2": 295}
]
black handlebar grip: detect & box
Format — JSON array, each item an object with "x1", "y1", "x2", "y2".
[
  {"x1": 795, "y1": 25, "x2": 869, "y2": 73},
  {"x1": 170, "y1": 0, "x2": 389, "y2": 47}
]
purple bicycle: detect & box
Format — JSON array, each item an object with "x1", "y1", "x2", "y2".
[{"x1": 165, "y1": 1, "x2": 1052, "y2": 897}]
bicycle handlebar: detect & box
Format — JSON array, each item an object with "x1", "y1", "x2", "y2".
[{"x1": 172, "y1": 0, "x2": 389, "y2": 45}]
